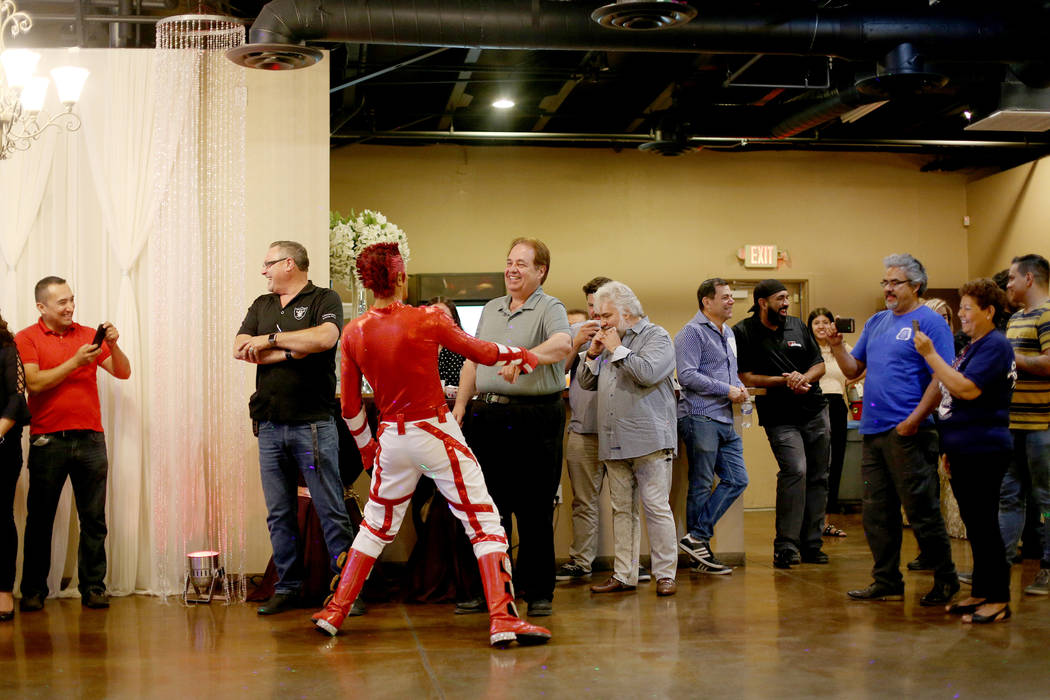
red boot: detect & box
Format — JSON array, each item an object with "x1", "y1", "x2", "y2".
[
  {"x1": 311, "y1": 549, "x2": 376, "y2": 636},
  {"x1": 478, "y1": 552, "x2": 551, "y2": 647}
]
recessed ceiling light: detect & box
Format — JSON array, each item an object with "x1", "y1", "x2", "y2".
[{"x1": 492, "y1": 98, "x2": 515, "y2": 109}]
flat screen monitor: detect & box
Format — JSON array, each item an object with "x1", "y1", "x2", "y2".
[{"x1": 456, "y1": 302, "x2": 486, "y2": 337}]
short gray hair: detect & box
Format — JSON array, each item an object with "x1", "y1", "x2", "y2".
[
  {"x1": 883, "y1": 253, "x2": 927, "y2": 296},
  {"x1": 270, "y1": 240, "x2": 310, "y2": 271},
  {"x1": 594, "y1": 281, "x2": 645, "y2": 319}
]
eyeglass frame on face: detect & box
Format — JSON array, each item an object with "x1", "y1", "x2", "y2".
[
  {"x1": 262, "y1": 257, "x2": 290, "y2": 270},
  {"x1": 880, "y1": 278, "x2": 911, "y2": 289}
]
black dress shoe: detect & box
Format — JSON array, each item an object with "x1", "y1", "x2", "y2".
[
  {"x1": 801, "y1": 550, "x2": 830, "y2": 564},
  {"x1": 19, "y1": 593, "x2": 45, "y2": 612},
  {"x1": 257, "y1": 592, "x2": 301, "y2": 615},
  {"x1": 906, "y1": 557, "x2": 934, "y2": 571},
  {"x1": 527, "y1": 599, "x2": 553, "y2": 616},
  {"x1": 348, "y1": 598, "x2": 367, "y2": 617},
  {"x1": 453, "y1": 597, "x2": 485, "y2": 615},
  {"x1": 82, "y1": 589, "x2": 110, "y2": 609},
  {"x1": 920, "y1": 579, "x2": 960, "y2": 607},
  {"x1": 847, "y1": 582, "x2": 904, "y2": 601},
  {"x1": 0, "y1": 610, "x2": 13, "y2": 622},
  {"x1": 773, "y1": 550, "x2": 796, "y2": 569}
]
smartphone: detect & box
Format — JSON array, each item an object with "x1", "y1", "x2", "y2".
[
  {"x1": 91, "y1": 323, "x2": 106, "y2": 348},
  {"x1": 834, "y1": 317, "x2": 855, "y2": 334},
  {"x1": 911, "y1": 320, "x2": 920, "y2": 335}
]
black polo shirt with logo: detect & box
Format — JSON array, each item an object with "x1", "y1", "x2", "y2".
[
  {"x1": 732, "y1": 314, "x2": 825, "y2": 427},
  {"x1": 238, "y1": 281, "x2": 343, "y2": 423}
]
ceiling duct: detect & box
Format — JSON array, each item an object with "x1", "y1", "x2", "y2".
[
  {"x1": 639, "y1": 112, "x2": 695, "y2": 155},
  {"x1": 591, "y1": 1, "x2": 697, "y2": 31},
  {"x1": 855, "y1": 43, "x2": 949, "y2": 99},
  {"x1": 771, "y1": 87, "x2": 878, "y2": 139},
  {"x1": 966, "y1": 81, "x2": 1050, "y2": 132},
  {"x1": 236, "y1": 1, "x2": 1050, "y2": 71}
]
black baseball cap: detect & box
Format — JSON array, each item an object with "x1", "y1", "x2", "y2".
[{"x1": 748, "y1": 279, "x2": 787, "y2": 313}]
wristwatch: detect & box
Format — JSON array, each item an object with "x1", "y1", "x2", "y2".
[{"x1": 268, "y1": 332, "x2": 278, "y2": 346}]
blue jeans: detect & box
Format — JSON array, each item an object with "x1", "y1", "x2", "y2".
[
  {"x1": 678, "y1": 415, "x2": 749, "y2": 542},
  {"x1": 258, "y1": 418, "x2": 353, "y2": 594},
  {"x1": 21, "y1": 431, "x2": 109, "y2": 598},
  {"x1": 999, "y1": 428, "x2": 1050, "y2": 564}
]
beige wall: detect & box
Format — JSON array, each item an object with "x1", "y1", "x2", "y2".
[
  {"x1": 332, "y1": 145, "x2": 971, "y2": 515},
  {"x1": 966, "y1": 158, "x2": 1050, "y2": 278}
]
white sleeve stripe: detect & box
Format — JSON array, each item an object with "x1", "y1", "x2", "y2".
[
  {"x1": 347, "y1": 407, "x2": 367, "y2": 432},
  {"x1": 344, "y1": 410, "x2": 372, "y2": 448}
]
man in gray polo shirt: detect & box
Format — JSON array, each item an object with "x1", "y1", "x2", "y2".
[
  {"x1": 578, "y1": 281, "x2": 678, "y2": 597},
  {"x1": 453, "y1": 237, "x2": 572, "y2": 617}
]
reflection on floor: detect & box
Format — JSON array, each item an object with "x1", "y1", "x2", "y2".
[{"x1": 2, "y1": 512, "x2": 1049, "y2": 698}]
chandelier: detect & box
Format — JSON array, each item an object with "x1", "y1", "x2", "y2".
[{"x1": 1, "y1": 0, "x2": 89, "y2": 160}]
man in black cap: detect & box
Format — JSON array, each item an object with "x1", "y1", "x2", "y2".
[{"x1": 733, "y1": 280, "x2": 830, "y2": 569}]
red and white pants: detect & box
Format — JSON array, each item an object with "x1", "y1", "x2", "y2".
[{"x1": 352, "y1": 413, "x2": 508, "y2": 559}]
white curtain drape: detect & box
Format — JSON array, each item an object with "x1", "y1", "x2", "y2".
[
  {"x1": 2, "y1": 48, "x2": 251, "y2": 599},
  {"x1": 79, "y1": 50, "x2": 179, "y2": 596},
  {"x1": 147, "y1": 48, "x2": 250, "y2": 598}
]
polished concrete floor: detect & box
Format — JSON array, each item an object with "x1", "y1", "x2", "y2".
[{"x1": 2, "y1": 512, "x2": 1049, "y2": 699}]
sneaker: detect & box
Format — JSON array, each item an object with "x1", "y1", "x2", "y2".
[
  {"x1": 801, "y1": 549, "x2": 829, "y2": 564},
  {"x1": 637, "y1": 566, "x2": 652, "y2": 583},
  {"x1": 847, "y1": 582, "x2": 904, "y2": 601},
  {"x1": 958, "y1": 570, "x2": 973, "y2": 586},
  {"x1": 1024, "y1": 568, "x2": 1050, "y2": 596},
  {"x1": 920, "y1": 579, "x2": 960, "y2": 607},
  {"x1": 555, "y1": 563, "x2": 590, "y2": 581},
  {"x1": 693, "y1": 559, "x2": 732, "y2": 575},
  {"x1": 679, "y1": 534, "x2": 730, "y2": 572}
]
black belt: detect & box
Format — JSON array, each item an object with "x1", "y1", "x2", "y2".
[
  {"x1": 40, "y1": 430, "x2": 100, "y2": 438},
  {"x1": 475, "y1": 392, "x2": 560, "y2": 405}
]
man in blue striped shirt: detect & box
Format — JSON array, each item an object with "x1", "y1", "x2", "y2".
[{"x1": 674, "y1": 278, "x2": 750, "y2": 574}]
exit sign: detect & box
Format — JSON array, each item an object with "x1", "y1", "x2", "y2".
[{"x1": 745, "y1": 245, "x2": 778, "y2": 268}]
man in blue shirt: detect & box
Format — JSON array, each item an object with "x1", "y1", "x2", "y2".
[
  {"x1": 829, "y1": 253, "x2": 960, "y2": 606},
  {"x1": 674, "y1": 278, "x2": 750, "y2": 574}
]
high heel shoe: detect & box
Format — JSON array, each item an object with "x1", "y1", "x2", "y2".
[
  {"x1": 970, "y1": 605, "x2": 1011, "y2": 624},
  {"x1": 947, "y1": 600, "x2": 983, "y2": 615}
]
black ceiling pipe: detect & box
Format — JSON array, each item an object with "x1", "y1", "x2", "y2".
[
  {"x1": 770, "y1": 87, "x2": 871, "y2": 139},
  {"x1": 248, "y1": 0, "x2": 1050, "y2": 63}
]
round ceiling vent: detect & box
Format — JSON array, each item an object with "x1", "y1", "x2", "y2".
[
  {"x1": 639, "y1": 129, "x2": 697, "y2": 156},
  {"x1": 225, "y1": 43, "x2": 324, "y2": 70},
  {"x1": 591, "y1": 1, "x2": 697, "y2": 30}
]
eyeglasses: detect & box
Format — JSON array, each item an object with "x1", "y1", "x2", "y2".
[
  {"x1": 880, "y1": 279, "x2": 909, "y2": 289},
  {"x1": 262, "y1": 257, "x2": 290, "y2": 269}
]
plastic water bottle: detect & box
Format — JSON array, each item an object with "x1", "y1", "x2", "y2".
[{"x1": 740, "y1": 399, "x2": 753, "y2": 429}]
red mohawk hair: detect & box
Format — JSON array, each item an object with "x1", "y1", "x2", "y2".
[{"x1": 356, "y1": 242, "x2": 404, "y2": 297}]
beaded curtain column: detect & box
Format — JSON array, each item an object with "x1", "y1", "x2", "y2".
[{"x1": 150, "y1": 15, "x2": 249, "y2": 599}]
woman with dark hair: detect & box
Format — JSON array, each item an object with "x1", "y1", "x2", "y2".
[
  {"x1": 914, "y1": 278, "x2": 1015, "y2": 624},
  {"x1": 428, "y1": 296, "x2": 466, "y2": 389},
  {"x1": 0, "y1": 311, "x2": 31, "y2": 622},
  {"x1": 808, "y1": 307, "x2": 855, "y2": 537}
]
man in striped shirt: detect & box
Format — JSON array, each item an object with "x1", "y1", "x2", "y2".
[
  {"x1": 674, "y1": 278, "x2": 750, "y2": 574},
  {"x1": 1001, "y1": 254, "x2": 1050, "y2": 595}
]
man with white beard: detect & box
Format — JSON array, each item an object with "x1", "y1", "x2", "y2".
[{"x1": 577, "y1": 281, "x2": 679, "y2": 597}]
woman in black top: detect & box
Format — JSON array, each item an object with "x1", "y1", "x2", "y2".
[{"x1": 0, "y1": 312, "x2": 31, "y2": 621}]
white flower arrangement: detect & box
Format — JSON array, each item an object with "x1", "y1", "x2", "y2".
[{"x1": 330, "y1": 209, "x2": 411, "y2": 287}]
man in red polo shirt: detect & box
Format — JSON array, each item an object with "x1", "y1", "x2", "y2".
[{"x1": 14, "y1": 276, "x2": 131, "y2": 612}]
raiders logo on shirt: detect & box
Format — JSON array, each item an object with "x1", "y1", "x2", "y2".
[{"x1": 294, "y1": 306, "x2": 308, "y2": 320}]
